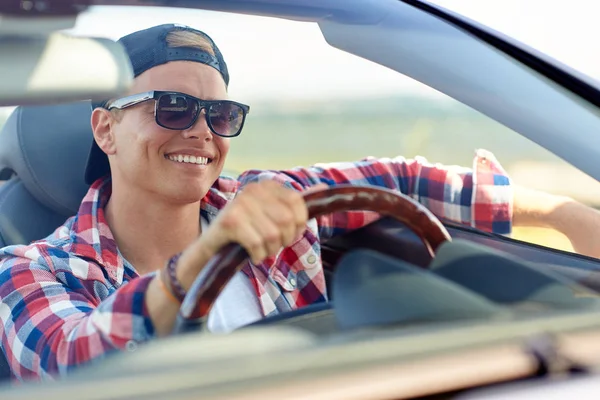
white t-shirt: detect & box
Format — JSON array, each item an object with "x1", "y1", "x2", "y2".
[
  {"x1": 200, "y1": 216, "x2": 264, "y2": 333},
  {"x1": 206, "y1": 271, "x2": 263, "y2": 333}
]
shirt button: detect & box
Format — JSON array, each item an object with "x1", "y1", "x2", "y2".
[
  {"x1": 289, "y1": 277, "x2": 297, "y2": 288},
  {"x1": 125, "y1": 340, "x2": 138, "y2": 352},
  {"x1": 307, "y1": 255, "x2": 317, "y2": 264}
]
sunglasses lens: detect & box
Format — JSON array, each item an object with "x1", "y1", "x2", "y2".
[
  {"x1": 208, "y1": 102, "x2": 245, "y2": 136},
  {"x1": 156, "y1": 94, "x2": 199, "y2": 129}
]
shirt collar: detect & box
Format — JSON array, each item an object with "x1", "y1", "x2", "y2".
[
  {"x1": 200, "y1": 175, "x2": 239, "y2": 224},
  {"x1": 68, "y1": 175, "x2": 241, "y2": 286},
  {"x1": 69, "y1": 176, "x2": 125, "y2": 285}
]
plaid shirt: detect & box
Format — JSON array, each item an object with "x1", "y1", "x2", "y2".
[{"x1": 0, "y1": 149, "x2": 512, "y2": 381}]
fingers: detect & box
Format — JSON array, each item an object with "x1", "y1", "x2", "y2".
[
  {"x1": 233, "y1": 218, "x2": 270, "y2": 264},
  {"x1": 268, "y1": 184, "x2": 308, "y2": 242},
  {"x1": 209, "y1": 181, "x2": 317, "y2": 264}
]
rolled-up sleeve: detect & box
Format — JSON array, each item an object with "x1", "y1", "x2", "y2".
[{"x1": 0, "y1": 247, "x2": 155, "y2": 381}]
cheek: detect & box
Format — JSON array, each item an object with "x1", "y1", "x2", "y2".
[
  {"x1": 216, "y1": 137, "x2": 231, "y2": 160},
  {"x1": 116, "y1": 117, "x2": 167, "y2": 158}
]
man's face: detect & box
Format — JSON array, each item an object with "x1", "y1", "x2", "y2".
[{"x1": 107, "y1": 61, "x2": 230, "y2": 204}]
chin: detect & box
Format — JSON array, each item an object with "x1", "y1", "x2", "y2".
[{"x1": 162, "y1": 180, "x2": 211, "y2": 205}]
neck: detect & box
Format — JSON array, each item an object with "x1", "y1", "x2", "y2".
[{"x1": 105, "y1": 180, "x2": 202, "y2": 275}]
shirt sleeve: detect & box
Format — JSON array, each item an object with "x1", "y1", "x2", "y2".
[
  {"x1": 0, "y1": 247, "x2": 156, "y2": 381},
  {"x1": 237, "y1": 149, "x2": 513, "y2": 238}
]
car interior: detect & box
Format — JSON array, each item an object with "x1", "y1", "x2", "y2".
[
  {"x1": 4, "y1": 2, "x2": 600, "y2": 397},
  {"x1": 3, "y1": 101, "x2": 600, "y2": 382}
]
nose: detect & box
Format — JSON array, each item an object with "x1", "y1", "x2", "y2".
[{"x1": 181, "y1": 109, "x2": 212, "y2": 142}]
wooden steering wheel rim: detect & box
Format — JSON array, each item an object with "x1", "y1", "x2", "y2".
[{"x1": 174, "y1": 184, "x2": 451, "y2": 333}]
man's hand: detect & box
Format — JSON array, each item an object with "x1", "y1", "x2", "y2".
[
  {"x1": 148, "y1": 180, "x2": 325, "y2": 336},
  {"x1": 179, "y1": 181, "x2": 326, "y2": 275}
]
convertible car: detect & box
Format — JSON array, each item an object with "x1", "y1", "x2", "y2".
[{"x1": 2, "y1": 0, "x2": 600, "y2": 399}]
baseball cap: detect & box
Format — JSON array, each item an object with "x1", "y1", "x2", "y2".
[{"x1": 84, "y1": 23, "x2": 230, "y2": 185}]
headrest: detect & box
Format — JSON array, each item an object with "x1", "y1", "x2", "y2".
[{"x1": 0, "y1": 102, "x2": 93, "y2": 216}]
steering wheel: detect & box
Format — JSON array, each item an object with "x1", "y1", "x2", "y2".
[{"x1": 173, "y1": 184, "x2": 451, "y2": 334}]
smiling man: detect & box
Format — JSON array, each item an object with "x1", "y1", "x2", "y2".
[{"x1": 1, "y1": 23, "x2": 599, "y2": 382}]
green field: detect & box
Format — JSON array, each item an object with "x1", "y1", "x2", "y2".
[{"x1": 226, "y1": 96, "x2": 560, "y2": 172}]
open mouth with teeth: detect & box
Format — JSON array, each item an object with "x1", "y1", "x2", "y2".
[{"x1": 165, "y1": 154, "x2": 212, "y2": 165}]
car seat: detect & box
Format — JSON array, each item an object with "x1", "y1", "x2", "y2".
[{"x1": 0, "y1": 101, "x2": 93, "y2": 380}]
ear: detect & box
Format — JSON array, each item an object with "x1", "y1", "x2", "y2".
[{"x1": 90, "y1": 108, "x2": 118, "y2": 155}]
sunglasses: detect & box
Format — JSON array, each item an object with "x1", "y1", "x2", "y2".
[{"x1": 104, "y1": 90, "x2": 250, "y2": 137}]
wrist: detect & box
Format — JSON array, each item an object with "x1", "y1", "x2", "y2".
[
  {"x1": 174, "y1": 236, "x2": 219, "y2": 292},
  {"x1": 164, "y1": 254, "x2": 186, "y2": 302},
  {"x1": 157, "y1": 268, "x2": 181, "y2": 305}
]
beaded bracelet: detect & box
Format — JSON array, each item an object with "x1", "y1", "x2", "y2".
[{"x1": 165, "y1": 253, "x2": 186, "y2": 303}]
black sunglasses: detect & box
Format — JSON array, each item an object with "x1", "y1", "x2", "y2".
[{"x1": 104, "y1": 90, "x2": 250, "y2": 137}]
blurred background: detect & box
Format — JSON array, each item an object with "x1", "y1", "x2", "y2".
[{"x1": 2, "y1": 0, "x2": 599, "y2": 252}]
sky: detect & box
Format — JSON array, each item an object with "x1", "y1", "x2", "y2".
[{"x1": 67, "y1": 0, "x2": 600, "y2": 102}]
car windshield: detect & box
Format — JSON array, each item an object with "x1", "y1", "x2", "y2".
[
  {"x1": 0, "y1": 2, "x2": 594, "y2": 253},
  {"x1": 46, "y1": 2, "x2": 599, "y2": 253},
  {"x1": 431, "y1": 0, "x2": 600, "y2": 83}
]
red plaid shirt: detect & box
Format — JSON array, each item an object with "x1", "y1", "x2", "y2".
[{"x1": 0, "y1": 150, "x2": 512, "y2": 381}]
